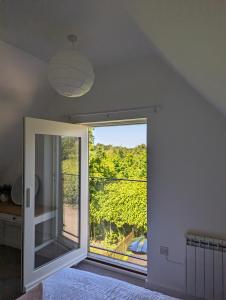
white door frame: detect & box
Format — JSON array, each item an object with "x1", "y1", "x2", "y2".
[
  {"x1": 70, "y1": 106, "x2": 158, "y2": 273},
  {"x1": 23, "y1": 117, "x2": 89, "y2": 291}
]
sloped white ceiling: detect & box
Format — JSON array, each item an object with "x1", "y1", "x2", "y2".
[
  {"x1": 0, "y1": 0, "x2": 153, "y2": 67},
  {"x1": 123, "y1": 0, "x2": 226, "y2": 115},
  {"x1": 0, "y1": 0, "x2": 225, "y2": 115}
]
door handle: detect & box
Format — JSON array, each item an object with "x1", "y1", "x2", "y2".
[{"x1": 26, "y1": 188, "x2": 30, "y2": 208}]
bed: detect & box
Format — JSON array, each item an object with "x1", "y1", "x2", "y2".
[{"x1": 18, "y1": 268, "x2": 178, "y2": 300}]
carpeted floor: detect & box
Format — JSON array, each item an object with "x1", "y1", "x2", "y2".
[{"x1": 0, "y1": 245, "x2": 21, "y2": 300}]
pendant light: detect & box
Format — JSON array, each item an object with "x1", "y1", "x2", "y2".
[{"x1": 48, "y1": 34, "x2": 95, "y2": 98}]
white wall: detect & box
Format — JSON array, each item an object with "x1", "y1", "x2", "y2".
[
  {"x1": 50, "y1": 55, "x2": 226, "y2": 295},
  {"x1": 0, "y1": 41, "x2": 226, "y2": 295},
  {"x1": 0, "y1": 41, "x2": 56, "y2": 183}
]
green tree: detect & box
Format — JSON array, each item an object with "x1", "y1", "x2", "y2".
[
  {"x1": 96, "y1": 180, "x2": 147, "y2": 233},
  {"x1": 88, "y1": 128, "x2": 147, "y2": 244},
  {"x1": 60, "y1": 128, "x2": 147, "y2": 245}
]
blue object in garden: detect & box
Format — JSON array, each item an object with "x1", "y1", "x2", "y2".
[{"x1": 128, "y1": 237, "x2": 147, "y2": 254}]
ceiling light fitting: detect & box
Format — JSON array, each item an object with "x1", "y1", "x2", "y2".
[{"x1": 48, "y1": 34, "x2": 95, "y2": 98}]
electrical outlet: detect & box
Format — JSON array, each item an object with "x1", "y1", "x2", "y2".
[{"x1": 160, "y1": 246, "x2": 169, "y2": 256}]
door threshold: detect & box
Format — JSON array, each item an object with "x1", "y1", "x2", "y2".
[{"x1": 87, "y1": 253, "x2": 147, "y2": 277}]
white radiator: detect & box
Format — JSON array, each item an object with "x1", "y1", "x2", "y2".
[{"x1": 186, "y1": 234, "x2": 226, "y2": 299}]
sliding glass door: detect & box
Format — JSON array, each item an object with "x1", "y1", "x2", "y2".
[{"x1": 23, "y1": 118, "x2": 88, "y2": 291}]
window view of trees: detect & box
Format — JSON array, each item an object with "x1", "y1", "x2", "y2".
[
  {"x1": 60, "y1": 126, "x2": 147, "y2": 267},
  {"x1": 89, "y1": 127, "x2": 147, "y2": 267}
]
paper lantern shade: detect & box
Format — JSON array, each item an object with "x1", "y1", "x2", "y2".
[{"x1": 48, "y1": 50, "x2": 95, "y2": 97}]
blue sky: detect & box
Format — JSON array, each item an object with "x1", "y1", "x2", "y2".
[{"x1": 93, "y1": 124, "x2": 146, "y2": 148}]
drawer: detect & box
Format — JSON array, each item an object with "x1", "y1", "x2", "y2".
[
  {"x1": 0, "y1": 213, "x2": 22, "y2": 224},
  {"x1": 4, "y1": 222, "x2": 21, "y2": 249}
]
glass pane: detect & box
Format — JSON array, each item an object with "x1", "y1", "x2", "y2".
[{"x1": 34, "y1": 134, "x2": 80, "y2": 269}]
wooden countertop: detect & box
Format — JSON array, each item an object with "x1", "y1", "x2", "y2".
[
  {"x1": 0, "y1": 201, "x2": 21, "y2": 216},
  {"x1": 0, "y1": 201, "x2": 54, "y2": 217}
]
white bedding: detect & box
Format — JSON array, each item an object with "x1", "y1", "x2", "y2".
[{"x1": 43, "y1": 268, "x2": 178, "y2": 300}]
